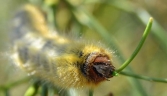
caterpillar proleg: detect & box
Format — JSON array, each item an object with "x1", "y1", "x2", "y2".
[{"x1": 11, "y1": 4, "x2": 115, "y2": 89}]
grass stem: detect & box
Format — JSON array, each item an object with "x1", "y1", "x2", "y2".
[
  {"x1": 116, "y1": 17, "x2": 153, "y2": 73},
  {"x1": 121, "y1": 71, "x2": 167, "y2": 83}
]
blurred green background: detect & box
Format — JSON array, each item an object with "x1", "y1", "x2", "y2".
[{"x1": 0, "y1": 0, "x2": 167, "y2": 96}]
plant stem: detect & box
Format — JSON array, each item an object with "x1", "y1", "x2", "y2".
[
  {"x1": 120, "y1": 71, "x2": 167, "y2": 83},
  {"x1": 24, "y1": 80, "x2": 40, "y2": 96},
  {"x1": 116, "y1": 17, "x2": 153, "y2": 73},
  {"x1": 48, "y1": 87, "x2": 54, "y2": 96},
  {"x1": 41, "y1": 84, "x2": 48, "y2": 96},
  {"x1": 4, "y1": 89, "x2": 9, "y2": 96},
  {"x1": 89, "y1": 89, "x2": 94, "y2": 96},
  {"x1": 43, "y1": 5, "x2": 56, "y2": 28}
]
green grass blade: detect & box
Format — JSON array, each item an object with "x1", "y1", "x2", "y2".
[{"x1": 116, "y1": 17, "x2": 153, "y2": 73}]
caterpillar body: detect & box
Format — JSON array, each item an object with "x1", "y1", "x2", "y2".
[{"x1": 11, "y1": 4, "x2": 115, "y2": 89}]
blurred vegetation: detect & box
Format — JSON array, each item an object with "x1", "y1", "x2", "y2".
[{"x1": 0, "y1": 0, "x2": 167, "y2": 96}]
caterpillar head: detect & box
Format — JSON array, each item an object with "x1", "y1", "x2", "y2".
[{"x1": 81, "y1": 45, "x2": 115, "y2": 84}]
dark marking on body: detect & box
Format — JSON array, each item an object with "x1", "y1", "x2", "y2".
[
  {"x1": 18, "y1": 47, "x2": 29, "y2": 64},
  {"x1": 39, "y1": 53, "x2": 50, "y2": 71}
]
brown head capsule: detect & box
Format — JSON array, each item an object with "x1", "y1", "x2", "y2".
[{"x1": 81, "y1": 52, "x2": 115, "y2": 84}]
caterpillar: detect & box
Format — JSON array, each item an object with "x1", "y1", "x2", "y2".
[{"x1": 10, "y1": 4, "x2": 115, "y2": 89}]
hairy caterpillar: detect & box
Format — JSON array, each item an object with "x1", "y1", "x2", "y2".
[{"x1": 11, "y1": 4, "x2": 115, "y2": 89}]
